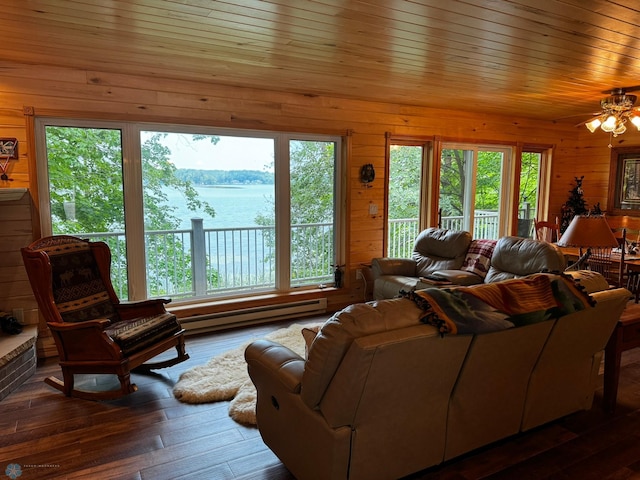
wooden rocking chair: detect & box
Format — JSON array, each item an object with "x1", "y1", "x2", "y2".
[{"x1": 22, "y1": 235, "x2": 189, "y2": 400}]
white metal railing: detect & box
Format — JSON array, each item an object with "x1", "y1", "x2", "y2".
[
  {"x1": 388, "y1": 211, "x2": 533, "y2": 259},
  {"x1": 78, "y1": 212, "x2": 528, "y2": 300},
  {"x1": 79, "y1": 220, "x2": 333, "y2": 300}
]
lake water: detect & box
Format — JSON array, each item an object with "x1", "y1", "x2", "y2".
[{"x1": 163, "y1": 184, "x2": 274, "y2": 229}]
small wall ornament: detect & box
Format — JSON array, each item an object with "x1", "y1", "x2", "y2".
[
  {"x1": 0, "y1": 138, "x2": 18, "y2": 181},
  {"x1": 360, "y1": 163, "x2": 375, "y2": 184}
]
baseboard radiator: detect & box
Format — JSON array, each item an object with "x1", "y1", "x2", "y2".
[{"x1": 180, "y1": 298, "x2": 328, "y2": 334}]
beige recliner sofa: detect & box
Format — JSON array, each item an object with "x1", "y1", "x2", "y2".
[
  {"x1": 245, "y1": 271, "x2": 629, "y2": 480},
  {"x1": 372, "y1": 228, "x2": 566, "y2": 299}
]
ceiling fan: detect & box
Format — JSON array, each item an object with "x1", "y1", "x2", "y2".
[{"x1": 582, "y1": 86, "x2": 640, "y2": 136}]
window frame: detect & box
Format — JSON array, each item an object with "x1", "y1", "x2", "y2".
[
  {"x1": 385, "y1": 136, "x2": 553, "y2": 255},
  {"x1": 34, "y1": 117, "x2": 344, "y2": 303}
]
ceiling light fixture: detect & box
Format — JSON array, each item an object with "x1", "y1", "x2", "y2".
[{"x1": 585, "y1": 90, "x2": 640, "y2": 145}]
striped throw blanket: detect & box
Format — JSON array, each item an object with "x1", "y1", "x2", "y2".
[{"x1": 406, "y1": 273, "x2": 591, "y2": 335}]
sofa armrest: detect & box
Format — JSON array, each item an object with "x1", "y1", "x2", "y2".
[
  {"x1": 245, "y1": 339, "x2": 305, "y2": 393},
  {"x1": 371, "y1": 257, "x2": 417, "y2": 278}
]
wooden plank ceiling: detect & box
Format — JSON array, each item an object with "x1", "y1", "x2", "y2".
[{"x1": 3, "y1": 0, "x2": 640, "y2": 123}]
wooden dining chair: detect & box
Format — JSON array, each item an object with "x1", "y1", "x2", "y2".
[
  {"x1": 626, "y1": 269, "x2": 640, "y2": 302},
  {"x1": 534, "y1": 217, "x2": 561, "y2": 243},
  {"x1": 588, "y1": 228, "x2": 627, "y2": 288}
]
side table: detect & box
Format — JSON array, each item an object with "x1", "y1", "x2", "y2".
[{"x1": 603, "y1": 301, "x2": 640, "y2": 412}]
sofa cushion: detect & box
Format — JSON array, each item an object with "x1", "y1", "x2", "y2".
[
  {"x1": 105, "y1": 312, "x2": 181, "y2": 355},
  {"x1": 484, "y1": 236, "x2": 565, "y2": 283},
  {"x1": 374, "y1": 275, "x2": 421, "y2": 299},
  {"x1": 413, "y1": 228, "x2": 472, "y2": 277},
  {"x1": 301, "y1": 297, "x2": 429, "y2": 408},
  {"x1": 39, "y1": 238, "x2": 118, "y2": 323},
  {"x1": 564, "y1": 269, "x2": 611, "y2": 293},
  {"x1": 460, "y1": 239, "x2": 497, "y2": 278},
  {"x1": 301, "y1": 325, "x2": 320, "y2": 359},
  {"x1": 427, "y1": 270, "x2": 483, "y2": 286}
]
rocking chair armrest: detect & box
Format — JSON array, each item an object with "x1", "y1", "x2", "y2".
[
  {"x1": 47, "y1": 319, "x2": 111, "y2": 331},
  {"x1": 47, "y1": 319, "x2": 123, "y2": 361},
  {"x1": 115, "y1": 298, "x2": 172, "y2": 319}
]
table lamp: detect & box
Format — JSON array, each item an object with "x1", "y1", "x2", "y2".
[{"x1": 557, "y1": 215, "x2": 618, "y2": 270}]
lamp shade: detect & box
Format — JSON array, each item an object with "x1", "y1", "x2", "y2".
[{"x1": 557, "y1": 215, "x2": 617, "y2": 248}]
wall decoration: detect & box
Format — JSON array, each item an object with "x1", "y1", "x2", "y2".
[
  {"x1": 360, "y1": 163, "x2": 375, "y2": 184},
  {"x1": 608, "y1": 147, "x2": 640, "y2": 215},
  {"x1": 0, "y1": 138, "x2": 18, "y2": 159},
  {"x1": 0, "y1": 138, "x2": 18, "y2": 181}
]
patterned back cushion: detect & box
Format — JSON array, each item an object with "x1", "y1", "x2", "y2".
[
  {"x1": 460, "y1": 239, "x2": 497, "y2": 278},
  {"x1": 37, "y1": 238, "x2": 118, "y2": 323}
]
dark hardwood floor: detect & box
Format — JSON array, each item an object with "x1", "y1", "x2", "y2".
[{"x1": 2, "y1": 314, "x2": 640, "y2": 480}]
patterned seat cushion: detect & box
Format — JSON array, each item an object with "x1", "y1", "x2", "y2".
[{"x1": 105, "y1": 313, "x2": 182, "y2": 355}]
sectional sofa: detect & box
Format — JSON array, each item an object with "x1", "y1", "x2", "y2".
[
  {"x1": 372, "y1": 227, "x2": 566, "y2": 299},
  {"x1": 245, "y1": 271, "x2": 629, "y2": 480}
]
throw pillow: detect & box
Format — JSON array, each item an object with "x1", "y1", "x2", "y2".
[
  {"x1": 461, "y1": 239, "x2": 497, "y2": 278},
  {"x1": 301, "y1": 325, "x2": 320, "y2": 359}
]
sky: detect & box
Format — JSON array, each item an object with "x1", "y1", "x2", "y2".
[{"x1": 144, "y1": 132, "x2": 275, "y2": 171}]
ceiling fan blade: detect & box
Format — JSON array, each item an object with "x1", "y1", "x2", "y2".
[
  {"x1": 574, "y1": 118, "x2": 594, "y2": 128},
  {"x1": 554, "y1": 111, "x2": 602, "y2": 122},
  {"x1": 601, "y1": 85, "x2": 640, "y2": 95}
]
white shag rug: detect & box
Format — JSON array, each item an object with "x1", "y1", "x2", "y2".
[{"x1": 173, "y1": 323, "x2": 321, "y2": 425}]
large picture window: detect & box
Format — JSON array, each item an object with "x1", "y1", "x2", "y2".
[{"x1": 35, "y1": 119, "x2": 342, "y2": 303}]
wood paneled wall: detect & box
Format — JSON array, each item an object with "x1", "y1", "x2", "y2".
[
  {"x1": 548, "y1": 129, "x2": 640, "y2": 220},
  {"x1": 0, "y1": 61, "x2": 633, "y2": 342}
]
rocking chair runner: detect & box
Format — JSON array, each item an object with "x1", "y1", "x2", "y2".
[{"x1": 21, "y1": 235, "x2": 189, "y2": 400}]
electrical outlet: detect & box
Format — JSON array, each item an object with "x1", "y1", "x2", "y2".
[{"x1": 356, "y1": 269, "x2": 363, "y2": 280}]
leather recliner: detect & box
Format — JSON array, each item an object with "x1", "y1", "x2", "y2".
[{"x1": 372, "y1": 228, "x2": 566, "y2": 299}]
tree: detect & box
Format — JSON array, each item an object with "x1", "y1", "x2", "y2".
[
  {"x1": 387, "y1": 145, "x2": 422, "y2": 256},
  {"x1": 45, "y1": 127, "x2": 218, "y2": 297},
  {"x1": 46, "y1": 128, "x2": 216, "y2": 232},
  {"x1": 560, "y1": 176, "x2": 589, "y2": 232},
  {"x1": 255, "y1": 140, "x2": 336, "y2": 282},
  {"x1": 519, "y1": 152, "x2": 540, "y2": 213},
  {"x1": 388, "y1": 145, "x2": 421, "y2": 219}
]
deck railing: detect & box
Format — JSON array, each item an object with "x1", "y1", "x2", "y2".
[
  {"x1": 80, "y1": 219, "x2": 333, "y2": 299},
  {"x1": 78, "y1": 212, "x2": 528, "y2": 300},
  {"x1": 388, "y1": 212, "x2": 503, "y2": 258}
]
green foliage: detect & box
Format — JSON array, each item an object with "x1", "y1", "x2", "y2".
[
  {"x1": 519, "y1": 152, "x2": 540, "y2": 208},
  {"x1": 46, "y1": 128, "x2": 217, "y2": 232},
  {"x1": 45, "y1": 127, "x2": 219, "y2": 298},
  {"x1": 475, "y1": 151, "x2": 502, "y2": 210},
  {"x1": 175, "y1": 169, "x2": 273, "y2": 185},
  {"x1": 439, "y1": 149, "x2": 467, "y2": 217},
  {"x1": 141, "y1": 133, "x2": 216, "y2": 229},
  {"x1": 255, "y1": 140, "x2": 335, "y2": 281},
  {"x1": 290, "y1": 141, "x2": 335, "y2": 224},
  {"x1": 46, "y1": 127, "x2": 126, "y2": 233},
  {"x1": 388, "y1": 145, "x2": 421, "y2": 219}
]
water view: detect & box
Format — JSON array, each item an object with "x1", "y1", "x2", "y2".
[{"x1": 163, "y1": 183, "x2": 274, "y2": 230}]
